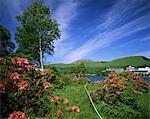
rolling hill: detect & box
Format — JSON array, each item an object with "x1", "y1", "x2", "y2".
[{"x1": 44, "y1": 56, "x2": 150, "y2": 73}]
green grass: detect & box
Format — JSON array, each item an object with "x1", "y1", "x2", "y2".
[
  {"x1": 53, "y1": 84, "x2": 99, "y2": 119},
  {"x1": 51, "y1": 82, "x2": 150, "y2": 119},
  {"x1": 44, "y1": 56, "x2": 150, "y2": 73},
  {"x1": 136, "y1": 88, "x2": 150, "y2": 118}
]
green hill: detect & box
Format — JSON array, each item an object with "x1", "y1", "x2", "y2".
[{"x1": 44, "y1": 56, "x2": 150, "y2": 73}]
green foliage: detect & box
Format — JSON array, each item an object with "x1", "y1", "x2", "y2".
[
  {"x1": 0, "y1": 25, "x2": 15, "y2": 57},
  {"x1": 96, "y1": 101, "x2": 141, "y2": 119},
  {"x1": 15, "y1": 2, "x2": 60, "y2": 65},
  {"x1": 57, "y1": 74, "x2": 74, "y2": 88},
  {"x1": 70, "y1": 63, "x2": 86, "y2": 76},
  {"x1": 91, "y1": 72, "x2": 150, "y2": 118},
  {"x1": 95, "y1": 69, "x2": 110, "y2": 76},
  {"x1": 76, "y1": 78, "x2": 91, "y2": 85},
  {"x1": 10, "y1": 52, "x2": 34, "y2": 64}
]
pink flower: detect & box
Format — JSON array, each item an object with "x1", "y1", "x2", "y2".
[
  {"x1": 110, "y1": 84, "x2": 117, "y2": 87},
  {"x1": 8, "y1": 111, "x2": 28, "y2": 119},
  {"x1": 50, "y1": 95, "x2": 61, "y2": 102},
  {"x1": 9, "y1": 72, "x2": 20, "y2": 80},
  {"x1": 12, "y1": 57, "x2": 21, "y2": 65},
  {"x1": 43, "y1": 81, "x2": 53, "y2": 89},
  {"x1": 105, "y1": 87, "x2": 109, "y2": 91},
  {"x1": 18, "y1": 68, "x2": 23, "y2": 71},
  {"x1": 71, "y1": 106, "x2": 80, "y2": 112},
  {"x1": 45, "y1": 114, "x2": 52, "y2": 118},
  {"x1": 0, "y1": 57, "x2": 5, "y2": 61},
  {"x1": 23, "y1": 65, "x2": 35, "y2": 72},
  {"x1": 55, "y1": 110, "x2": 63, "y2": 115},
  {"x1": 119, "y1": 85, "x2": 126, "y2": 90},
  {"x1": 0, "y1": 83, "x2": 5, "y2": 93},
  {"x1": 17, "y1": 80, "x2": 28, "y2": 90},
  {"x1": 97, "y1": 81, "x2": 102, "y2": 85},
  {"x1": 64, "y1": 99, "x2": 69, "y2": 104},
  {"x1": 42, "y1": 69, "x2": 52, "y2": 74},
  {"x1": 109, "y1": 79, "x2": 113, "y2": 83},
  {"x1": 22, "y1": 58, "x2": 29, "y2": 65},
  {"x1": 35, "y1": 91, "x2": 41, "y2": 97},
  {"x1": 12, "y1": 57, "x2": 29, "y2": 66},
  {"x1": 70, "y1": 106, "x2": 80, "y2": 112},
  {"x1": 36, "y1": 80, "x2": 40, "y2": 85}
]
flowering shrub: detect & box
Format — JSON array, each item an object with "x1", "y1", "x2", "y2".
[
  {"x1": 0, "y1": 83, "x2": 5, "y2": 93},
  {"x1": 0, "y1": 57, "x2": 80, "y2": 118},
  {"x1": 70, "y1": 106, "x2": 80, "y2": 112},
  {"x1": 7, "y1": 111, "x2": 28, "y2": 119},
  {"x1": 97, "y1": 80, "x2": 102, "y2": 85},
  {"x1": 64, "y1": 98, "x2": 69, "y2": 104},
  {"x1": 91, "y1": 72, "x2": 150, "y2": 118}
]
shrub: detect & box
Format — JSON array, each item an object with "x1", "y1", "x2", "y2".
[
  {"x1": 0, "y1": 57, "x2": 80, "y2": 118},
  {"x1": 91, "y1": 72, "x2": 150, "y2": 118},
  {"x1": 76, "y1": 77, "x2": 91, "y2": 85}
]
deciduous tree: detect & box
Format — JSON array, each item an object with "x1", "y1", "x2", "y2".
[
  {"x1": 15, "y1": 2, "x2": 60, "y2": 70},
  {"x1": 0, "y1": 25, "x2": 15, "y2": 57}
]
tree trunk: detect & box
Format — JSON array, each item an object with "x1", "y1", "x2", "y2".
[{"x1": 39, "y1": 38, "x2": 43, "y2": 71}]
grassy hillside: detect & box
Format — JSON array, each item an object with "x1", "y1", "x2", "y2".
[{"x1": 44, "y1": 56, "x2": 150, "y2": 73}]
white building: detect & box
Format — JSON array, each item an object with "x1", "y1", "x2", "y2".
[
  {"x1": 125, "y1": 66, "x2": 150, "y2": 75},
  {"x1": 138, "y1": 67, "x2": 150, "y2": 73},
  {"x1": 106, "y1": 68, "x2": 124, "y2": 73},
  {"x1": 126, "y1": 66, "x2": 136, "y2": 71}
]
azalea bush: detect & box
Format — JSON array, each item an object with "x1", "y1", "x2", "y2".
[
  {"x1": 91, "y1": 72, "x2": 150, "y2": 118},
  {"x1": 0, "y1": 57, "x2": 80, "y2": 118}
]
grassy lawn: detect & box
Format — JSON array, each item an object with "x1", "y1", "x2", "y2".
[{"x1": 53, "y1": 83, "x2": 99, "y2": 119}]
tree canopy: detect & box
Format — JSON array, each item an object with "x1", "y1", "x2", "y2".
[
  {"x1": 0, "y1": 25, "x2": 15, "y2": 57},
  {"x1": 15, "y1": 2, "x2": 60, "y2": 68},
  {"x1": 70, "y1": 63, "x2": 86, "y2": 77}
]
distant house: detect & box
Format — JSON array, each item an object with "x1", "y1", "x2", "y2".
[
  {"x1": 106, "y1": 66, "x2": 150, "y2": 75},
  {"x1": 126, "y1": 66, "x2": 150, "y2": 75},
  {"x1": 126, "y1": 66, "x2": 136, "y2": 72},
  {"x1": 106, "y1": 68, "x2": 124, "y2": 73},
  {"x1": 138, "y1": 67, "x2": 150, "y2": 73}
]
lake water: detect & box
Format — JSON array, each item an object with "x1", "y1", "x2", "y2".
[
  {"x1": 86, "y1": 75, "x2": 107, "y2": 83},
  {"x1": 86, "y1": 75, "x2": 150, "y2": 83}
]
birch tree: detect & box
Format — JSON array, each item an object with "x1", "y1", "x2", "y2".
[{"x1": 15, "y1": 2, "x2": 60, "y2": 70}]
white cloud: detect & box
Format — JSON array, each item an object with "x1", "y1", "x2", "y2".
[
  {"x1": 54, "y1": 0, "x2": 79, "y2": 40},
  {"x1": 64, "y1": 0, "x2": 149, "y2": 63},
  {"x1": 46, "y1": 0, "x2": 80, "y2": 61}
]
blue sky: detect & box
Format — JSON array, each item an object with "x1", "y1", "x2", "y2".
[{"x1": 0, "y1": 0, "x2": 150, "y2": 63}]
